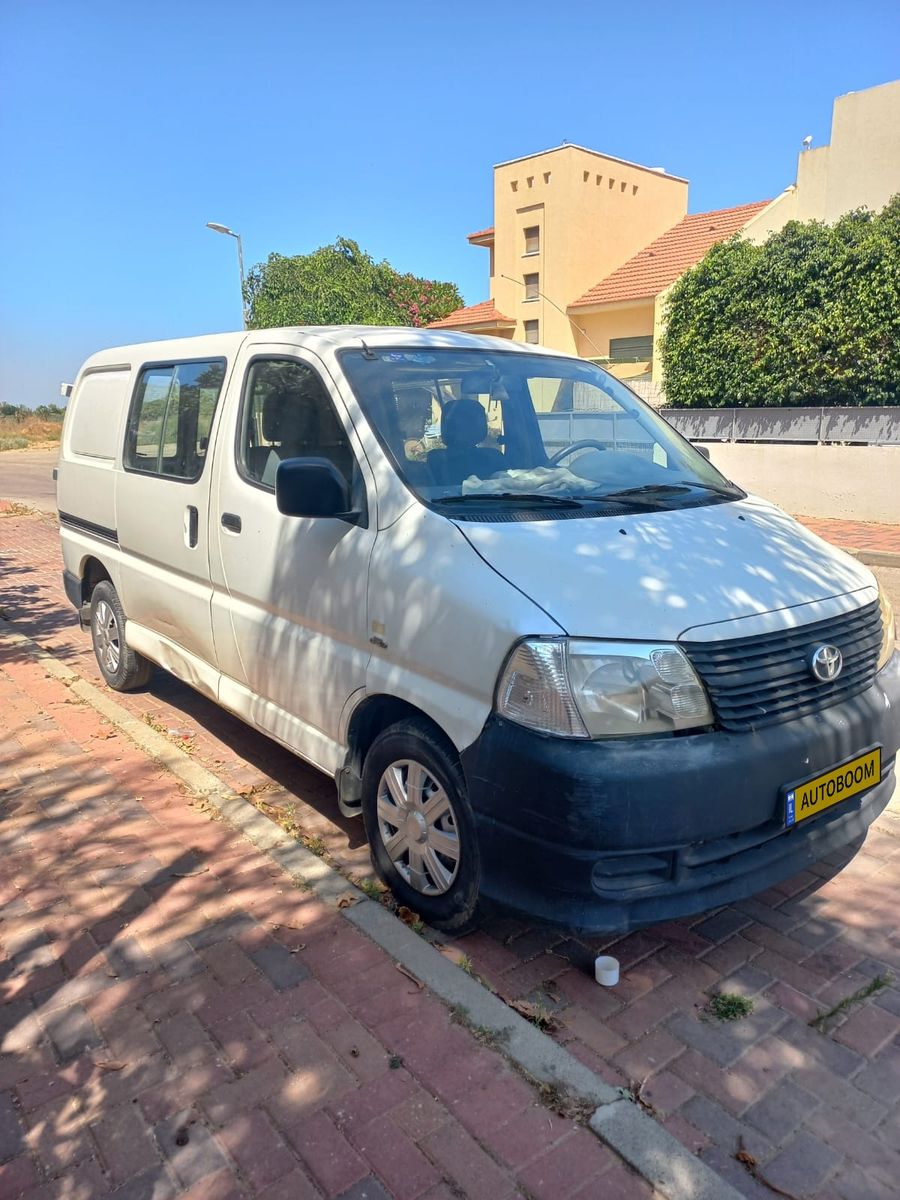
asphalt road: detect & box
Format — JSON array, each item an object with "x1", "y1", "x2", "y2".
[{"x1": 0, "y1": 447, "x2": 58, "y2": 512}]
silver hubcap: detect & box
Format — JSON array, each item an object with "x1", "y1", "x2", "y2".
[
  {"x1": 93, "y1": 600, "x2": 121, "y2": 675},
  {"x1": 376, "y1": 759, "x2": 461, "y2": 896}
]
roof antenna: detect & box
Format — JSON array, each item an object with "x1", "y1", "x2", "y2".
[{"x1": 360, "y1": 338, "x2": 376, "y2": 360}]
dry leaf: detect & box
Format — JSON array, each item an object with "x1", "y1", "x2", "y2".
[
  {"x1": 337, "y1": 894, "x2": 359, "y2": 909},
  {"x1": 396, "y1": 906, "x2": 421, "y2": 927},
  {"x1": 93, "y1": 1060, "x2": 126, "y2": 1072},
  {"x1": 395, "y1": 963, "x2": 423, "y2": 989},
  {"x1": 509, "y1": 999, "x2": 560, "y2": 1032},
  {"x1": 735, "y1": 1137, "x2": 800, "y2": 1200}
]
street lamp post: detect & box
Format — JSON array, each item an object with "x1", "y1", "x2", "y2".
[{"x1": 206, "y1": 222, "x2": 247, "y2": 329}]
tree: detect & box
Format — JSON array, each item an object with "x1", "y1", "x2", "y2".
[
  {"x1": 244, "y1": 237, "x2": 463, "y2": 330},
  {"x1": 660, "y1": 196, "x2": 900, "y2": 407},
  {"x1": 0, "y1": 402, "x2": 66, "y2": 420}
]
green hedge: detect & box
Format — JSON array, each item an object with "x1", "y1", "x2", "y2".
[{"x1": 660, "y1": 196, "x2": 900, "y2": 407}]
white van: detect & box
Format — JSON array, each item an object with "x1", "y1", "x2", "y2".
[{"x1": 57, "y1": 327, "x2": 899, "y2": 932}]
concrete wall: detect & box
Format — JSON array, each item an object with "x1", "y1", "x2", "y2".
[
  {"x1": 489, "y1": 146, "x2": 687, "y2": 354},
  {"x1": 706, "y1": 443, "x2": 900, "y2": 523}
]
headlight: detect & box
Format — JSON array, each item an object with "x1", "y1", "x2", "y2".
[
  {"x1": 878, "y1": 585, "x2": 896, "y2": 672},
  {"x1": 496, "y1": 638, "x2": 713, "y2": 738}
]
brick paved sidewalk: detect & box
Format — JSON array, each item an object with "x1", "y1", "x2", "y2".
[
  {"x1": 0, "y1": 636, "x2": 654, "y2": 1200},
  {"x1": 795, "y1": 515, "x2": 900, "y2": 556},
  {"x1": 3, "y1": 510, "x2": 900, "y2": 1200}
]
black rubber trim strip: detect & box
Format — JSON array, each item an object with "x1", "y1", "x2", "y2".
[{"x1": 59, "y1": 511, "x2": 119, "y2": 546}]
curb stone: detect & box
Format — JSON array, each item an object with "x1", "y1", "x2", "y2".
[
  {"x1": 854, "y1": 549, "x2": 900, "y2": 568},
  {"x1": 1, "y1": 616, "x2": 744, "y2": 1200}
]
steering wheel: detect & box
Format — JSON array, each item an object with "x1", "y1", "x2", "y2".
[{"x1": 548, "y1": 439, "x2": 607, "y2": 465}]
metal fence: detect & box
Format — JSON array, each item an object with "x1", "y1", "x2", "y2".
[
  {"x1": 659, "y1": 406, "x2": 900, "y2": 446},
  {"x1": 537, "y1": 411, "x2": 655, "y2": 459}
]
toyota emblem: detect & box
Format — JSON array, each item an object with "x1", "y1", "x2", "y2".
[{"x1": 810, "y1": 644, "x2": 843, "y2": 682}]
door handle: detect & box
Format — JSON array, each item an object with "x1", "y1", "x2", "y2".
[
  {"x1": 185, "y1": 505, "x2": 199, "y2": 548},
  {"x1": 221, "y1": 512, "x2": 242, "y2": 534}
]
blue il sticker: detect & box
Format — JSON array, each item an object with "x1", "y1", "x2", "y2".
[{"x1": 785, "y1": 790, "x2": 796, "y2": 827}]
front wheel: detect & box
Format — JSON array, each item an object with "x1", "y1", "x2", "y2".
[
  {"x1": 90, "y1": 580, "x2": 153, "y2": 691},
  {"x1": 361, "y1": 720, "x2": 480, "y2": 932}
]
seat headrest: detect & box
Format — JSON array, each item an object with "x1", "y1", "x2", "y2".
[
  {"x1": 262, "y1": 390, "x2": 319, "y2": 447},
  {"x1": 261, "y1": 390, "x2": 286, "y2": 442},
  {"x1": 441, "y1": 397, "x2": 488, "y2": 450}
]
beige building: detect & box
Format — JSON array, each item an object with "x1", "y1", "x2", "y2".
[
  {"x1": 744, "y1": 79, "x2": 900, "y2": 243},
  {"x1": 429, "y1": 142, "x2": 768, "y2": 383},
  {"x1": 431, "y1": 79, "x2": 899, "y2": 386},
  {"x1": 566, "y1": 199, "x2": 769, "y2": 383}
]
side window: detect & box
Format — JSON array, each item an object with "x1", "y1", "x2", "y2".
[
  {"x1": 125, "y1": 359, "x2": 225, "y2": 480},
  {"x1": 239, "y1": 358, "x2": 355, "y2": 490}
]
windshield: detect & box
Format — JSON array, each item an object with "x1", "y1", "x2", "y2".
[{"x1": 339, "y1": 348, "x2": 742, "y2": 516}]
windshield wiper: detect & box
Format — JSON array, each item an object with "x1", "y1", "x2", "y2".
[
  {"x1": 599, "y1": 481, "x2": 742, "y2": 503},
  {"x1": 595, "y1": 484, "x2": 691, "y2": 504},
  {"x1": 672, "y1": 479, "x2": 744, "y2": 498},
  {"x1": 433, "y1": 492, "x2": 584, "y2": 508}
]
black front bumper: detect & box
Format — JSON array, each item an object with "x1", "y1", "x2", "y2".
[{"x1": 460, "y1": 654, "x2": 900, "y2": 933}]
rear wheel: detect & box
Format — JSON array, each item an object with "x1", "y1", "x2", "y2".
[
  {"x1": 90, "y1": 580, "x2": 153, "y2": 691},
  {"x1": 361, "y1": 720, "x2": 480, "y2": 932}
]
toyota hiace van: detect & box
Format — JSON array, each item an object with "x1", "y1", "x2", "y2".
[{"x1": 57, "y1": 328, "x2": 899, "y2": 931}]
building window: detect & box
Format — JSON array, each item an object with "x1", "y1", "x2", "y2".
[
  {"x1": 609, "y1": 335, "x2": 654, "y2": 363},
  {"x1": 524, "y1": 320, "x2": 540, "y2": 344},
  {"x1": 524, "y1": 226, "x2": 540, "y2": 255},
  {"x1": 124, "y1": 359, "x2": 225, "y2": 481},
  {"x1": 524, "y1": 273, "x2": 539, "y2": 300}
]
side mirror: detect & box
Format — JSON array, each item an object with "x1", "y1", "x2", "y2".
[
  {"x1": 275, "y1": 458, "x2": 359, "y2": 523},
  {"x1": 693, "y1": 444, "x2": 711, "y2": 460}
]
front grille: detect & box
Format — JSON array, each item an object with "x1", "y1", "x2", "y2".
[{"x1": 682, "y1": 600, "x2": 882, "y2": 731}]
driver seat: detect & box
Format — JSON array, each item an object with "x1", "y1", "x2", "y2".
[{"x1": 427, "y1": 398, "x2": 505, "y2": 486}]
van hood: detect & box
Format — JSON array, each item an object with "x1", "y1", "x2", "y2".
[{"x1": 456, "y1": 496, "x2": 875, "y2": 642}]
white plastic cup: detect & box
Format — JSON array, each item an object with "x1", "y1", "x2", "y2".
[{"x1": 594, "y1": 955, "x2": 620, "y2": 987}]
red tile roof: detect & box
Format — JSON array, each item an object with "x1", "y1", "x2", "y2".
[
  {"x1": 467, "y1": 226, "x2": 495, "y2": 242},
  {"x1": 570, "y1": 200, "x2": 771, "y2": 308},
  {"x1": 427, "y1": 299, "x2": 515, "y2": 329}
]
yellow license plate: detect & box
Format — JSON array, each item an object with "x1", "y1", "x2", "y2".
[{"x1": 784, "y1": 747, "x2": 881, "y2": 827}]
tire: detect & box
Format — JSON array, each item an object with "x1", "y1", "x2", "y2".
[
  {"x1": 89, "y1": 580, "x2": 153, "y2": 691},
  {"x1": 361, "y1": 719, "x2": 481, "y2": 932}
]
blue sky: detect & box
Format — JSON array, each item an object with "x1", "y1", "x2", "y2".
[{"x1": 1, "y1": 0, "x2": 898, "y2": 407}]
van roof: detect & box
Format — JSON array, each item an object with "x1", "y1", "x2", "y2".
[{"x1": 80, "y1": 326, "x2": 571, "y2": 370}]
